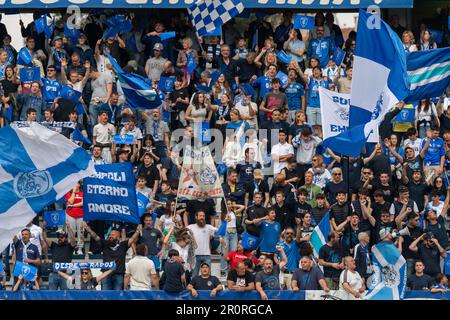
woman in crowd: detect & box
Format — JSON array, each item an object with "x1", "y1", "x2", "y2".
[
  {"x1": 65, "y1": 181, "x2": 85, "y2": 255},
  {"x1": 402, "y1": 30, "x2": 418, "y2": 52},
  {"x1": 184, "y1": 92, "x2": 213, "y2": 124},
  {"x1": 415, "y1": 98, "x2": 438, "y2": 138},
  {"x1": 417, "y1": 29, "x2": 437, "y2": 50}
]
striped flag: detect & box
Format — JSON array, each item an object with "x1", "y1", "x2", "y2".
[
  {"x1": 310, "y1": 211, "x2": 331, "y2": 257},
  {"x1": 405, "y1": 47, "x2": 450, "y2": 103}
]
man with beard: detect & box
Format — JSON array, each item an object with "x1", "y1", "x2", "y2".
[
  {"x1": 318, "y1": 231, "x2": 344, "y2": 290},
  {"x1": 42, "y1": 222, "x2": 76, "y2": 290},
  {"x1": 277, "y1": 227, "x2": 302, "y2": 290},
  {"x1": 187, "y1": 211, "x2": 218, "y2": 277},
  {"x1": 227, "y1": 261, "x2": 255, "y2": 291},
  {"x1": 83, "y1": 222, "x2": 142, "y2": 290},
  {"x1": 255, "y1": 247, "x2": 287, "y2": 300}
]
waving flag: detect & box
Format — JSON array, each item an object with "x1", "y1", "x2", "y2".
[
  {"x1": 277, "y1": 50, "x2": 292, "y2": 64},
  {"x1": 60, "y1": 85, "x2": 82, "y2": 103},
  {"x1": 294, "y1": 15, "x2": 315, "y2": 30},
  {"x1": 365, "y1": 242, "x2": 407, "y2": 300},
  {"x1": 333, "y1": 47, "x2": 346, "y2": 66},
  {"x1": 72, "y1": 127, "x2": 92, "y2": 145},
  {"x1": 19, "y1": 67, "x2": 41, "y2": 82},
  {"x1": 44, "y1": 210, "x2": 66, "y2": 227},
  {"x1": 186, "y1": 52, "x2": 197, "y2": 74},
  {"x1": 0, "y1": 123, "x2": 95, "y2": 252},
  {"x1": 35, "y1": 15, "x2": 47, "y2": 34},
  {"x1": 203, "y1": 27, "x2": 222, "y2": 37},
  {"x1": 158, "y1": 76, "x2": 175, "y2": 92},
  {"x1": 310, "y1": 211, "x2": 331, "y2": 257},
  {"x1": 392, "y1": 107, "x2": 415, "y2": 124},
  {"x1": 136, "y1": 191, "x2": 149, "y2": 217},
  {"x1": 105, "y1": 51, "x2": 161, "y2": 110},
  {"x1": 188, "y1": 0, "x2": 244, "y2": 37},
  {"x1": 17, "y1": 48, "x2": 33, "y2": 67},
  {"x1": 160, "y1": 31, "x2": 176, "y2": 41},
  {"x1": 44, "y1": 19, "x2": 55, "y2": 39},
  {"x1": 13, "y1": 261, "x2": 37, "y2": 281},
  {"x1": 405, "y1": 47, "x2": 450, "y2": 103},
  {"x1": 64, "y1": 24, "x2": 81, "y2": 44},
  {"x1": 103, "y1": 15, "x2": 132, "y2": 40}
]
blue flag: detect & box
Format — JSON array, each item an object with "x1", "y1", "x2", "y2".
[
  {"x1": 365, "y1": 242, "x2": 407, "y2": 300},
  {"x1": 72, "y1": 127, "x2": 92, "y2": 145},
  {"x1": 276, "y1": 50, "x2": 292, "y2": 64},
  {"x1": 60, "y1": 85, "x2": 81, "y2": 103},
  {"x1": 240, "y1": 83, "x2": 255, "y2": 97},
  {"x1": 201, "y1": 121, "x2": 211, "y2": 144},
  {"x1": 160, "y1": 31, "x2": 176, "y2": 41},
  {"x1": 392, "y1": 107, "x2": 415, "y2": 123},
  {"x1": 203, "y1": 27, "x2": 222, "y2": 37},
  {"x1": 35, "y1": 15, "x2": 47, "y2": 34},
  {"x1": 445, "y1": 255, "x2": 450, "y2": 275},
  {"x1": 294, "y1": 15, "x2": 315, "y2": 30},
  {"x1": 113, "y1": 134, "x2": 134, "y2": 145},
  {"x1": 333, "y1": 47, "x2": 346, "y2": 66},
  {"x1": 103, "y1": 15, "x2": 131, "y2": 40},
  {"x1": 44, "y1": 19, "x2": 55, "y2": 39},
  {"x1": 19, "y1": 67, "x2": 41, "y2": 82},
  {"x1": 44, "y1": 210, "x2": 66, "y2": 227},
  {"x1": 405, "y1": 47, "x2": 450, "y2": 103},
  {"x1": 105, "y1": 51, "x2": 161, "y2": 110},
  {"x1": 136, "y1": 191, "x2": 149, "y2": 217},
  {"x1": 13, "y1": 261, "x2": 37, "y2": 281},
  {"x1": 17, "y1": 47, "x2": 33, "y2": 66},
  {"x1": 186, "y1": 52, "x2": 197, "y2": 75},
  {"x1": 276, "y1": 71, "x2": 288, "y2": 86},
  {"x1": 64, "y1": 24, "x2": 81, "y2": 44},
  {"x1": 310, "y1": 211, "x2": 331, "y2": 257},
  {"x1": 83, "y1": 163, "x2": 140, "y2": 224},
  {"x1": 216, "y1": 220, "x2": 227, "y2": 237},
  {"x1": 195, "y1": 84, "x2": 211, "y2": 94},
  {"x1": 158, "y1": 76, "x2": 175, "y2": 92}
]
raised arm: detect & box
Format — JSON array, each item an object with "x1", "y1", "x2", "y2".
[
  {"x1": 40, "y1": 221, "x2": 53, "y2": 247},
  {"x1": 95, "y1": 269, "x2": 114, "y2": 282},
  {"x1": 128, "y1": 224, "x2": 142, "y2": 247},
  {"x1": 82, "y1": 222, "x2": 101, "y2": 242}
]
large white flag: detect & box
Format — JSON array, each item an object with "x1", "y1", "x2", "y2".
[{"x1": 177, "y1": 145, "x2": 224, "y2": 199}]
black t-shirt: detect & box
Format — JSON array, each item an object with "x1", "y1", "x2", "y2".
[
  {"x1": 190, "y1": 275, "x2": 221, "y2": 290},
  {"x1": 247, "y1": 179, "x2": 270, "y2": 203},
  {"x1": 169, "y1": 88, "x2": 190, "y2": 111},
  {"x1": 373, "y1": 220, "x2": 395, "y2": 243},
  {"x1": 371, "y1": 201, "x2": 392, "y2": 223},
  {"x1": 407, "y1": 273, "x2": 434, "y2": 290},
  {"x1": 79, "y1": 278, "x2": 98, "y2": 290},
  {"x1": 163, "y1": 258, "x2": 185, "y2": 293},
  {"x1": 373, "y1": 183, "x2": 396, "y2": 204},
  {"x1": 318, "y1": 244, "x2": 343, "y2": 279},
  {"x1": 425, "y1": 217, "x2": 450, "y2": 249},
  {"x1": 439, "y1": 114, "x2": 450, "y2": 136},
  {"x1": 139, "y1": 228, "x2": 163, "y2": 256},
  {"x1": 406, "y1": 181, "x2": 428, "y2": 212},
  {"x1": 324, "y1": 181, "x2": 347, "y2": 205},
  {"x1": 255, "y1": 264, "x2": 281, "y2": 290},
  {"x1": 368, "y1": 154, "x2": 391, "y2": 179},
  {"x1": 295, "y1": 202, "x2": 312, "y2": 220},
  {"x1": 402, "y1": 227, "x2": 423, "y2": 260},
  {"x1": 138, "y1": 164, "x2": 161, "y2": 188},
  {"x1": 330, "y1": 202, "x2": 350, "y2": 226},
  {"x1": 245, "y1": 204, "x2": 268, "y2": 236},
  {"x1": 289, "y1": 123, "x2": 309, "y2": 140},
  {"x1": 237, "y1": 59, "x2": 260, "y2": 83},
  {"x1": 236, "y1": 161, "x2": 262, "y2": 186},
  {"x1": 99, "y1": 240, "x2": 129, "y2": 274},
  {"x1": 418, "y1": 243, "x2": 442, "y2": 276},
  {"x1": 227, "y1": 270, "x2": 255, "y2": 288},
  {"x1": 405, "y1": 156, "x2": 423, "y2": 180},
  {"x1": 310, "y1": 207, "x2": 328, "y2": 225},
  {"x1": 50, "y1": 241, "x2": 75, "y2": 265}
]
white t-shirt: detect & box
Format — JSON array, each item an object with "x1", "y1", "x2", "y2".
[
  {"x1": 235, "y1": 101, "x2": 258, "y2": 128},
  {"x1": 93, "y1": 122, "x2": 116, "y2": 144},
  {"x1": 227, "y1": 211, "x2": 237, "y2": 229},
  {"x1": 170, "y1": 242, "x2": 191, "y2": 271},
  {"x1": 18, "y1": 224, "x2": 43, "y2": 255},
  {"x1": 125, "y1": 256, "x2": 156, "y2": 290},
  {"x1": 145, "y1": 57, "x2": 167, "y2": 82},
  {"x1": 443, "y1": 96, "x2": 450, "y2": 111},
  {"x1": 403, "y1": 138, "x2": 423, "y2": 158},
  {"x1": 307, "y1": 168, "x2": 332, "y2": 189},
  {"x1": 271, "y1": 142, "x2": 295, "y2": 175},
  {"x1": 160, "y1": 214, "x2": 181, "y2": 231},
  {"x1": 187, "y1": 224, "x2": 217, "y2": 256},
  {"x1": 428, "y1": 201, "x2": 444, "y2": 217},
  {"x1": 339, "y1": 269, "x2": 364, "y2": 300}
]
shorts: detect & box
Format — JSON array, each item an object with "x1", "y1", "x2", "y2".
[{"x1": 306, "y1": 107, "x2": 321, "y2": 126}]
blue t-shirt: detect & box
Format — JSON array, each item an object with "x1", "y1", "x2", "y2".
[
  {"x1": 307, "y1": 78, "x2": 328, "y2": 108},
  {"x1": 307, "y1": 37, "x2": 333, "y2": 68},
  {"x1": 253, "y1": 76, "x2": 273, "y2": 99},
  {"x1": 422, "y1": 137, "x2": 445, "y2": 166},
  {"x1": 277, "y1": 240, "x2": 301, "y2": 272},
  {"x1": 384, "y1": 145, "x2": 405, "y2": 165},
  {"x1": 285, "y1": 82, "x2": 305, "y2": 111},
  {"x1": 259, "y1": 221, "x2": 281, "y2": 253},
  {"x1": 42, "y1": 78, "x2": 62, "y2": 105},
  {"x1": 14, "y1": 241, "x2": 40, "y2": 263}
]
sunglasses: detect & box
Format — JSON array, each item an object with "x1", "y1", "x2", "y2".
[
  {"x1": 285, "y1": 232, "x2": 294, "y2": 235},
  {"x1": 47, "y1": 69, "x2": 55, "y2": 72},
  {"x1": 363, "y1": 172, "x2": 371, "y2": 174},
  {"x1": 81, "y1": 271, "x2": 89, "y2": 275},
  {"x1": 333, "y1": 173, "x2": 342, "y2": 176}
]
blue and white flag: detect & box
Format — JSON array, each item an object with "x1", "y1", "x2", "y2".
[
  {"x1": 83, "y1": 163, "x2": 140, "y2": 224},
  {"x1": 0, "y1": 123, "x2": 94, "y2": 252},
  {"x1": 136, "y1": 191, "x2": 149, "y2": 217},
  {"x1": 44, "y1": 19, "x2": 55, "y2": 39},
  {"x1": 276, "y1": 71, "x2": 288, "y2": 86},
  {"x1": 405, "y1": 47, "x2": 450, "y2": 103},
  {"x1": 72, "y1": 128, "x2": 92, "y2": 145},
  {"x1": 319, "y1": 87, "x2": 350, "y2": 141},
  {"x1": 276, "y1": 50, "x2": 292, "y2": 64},
  {"x1": 13, "y1": 261, "x2": 37, "y2": 281},
  {"x1": 160, "y1": 31, "x2": 176, "y2": 41},
  {"x1": 44, "y1": 210, "x2": 66, "y2": 227},
  {"x1": 19, "y1": 67, "x2": 41, "y2": 82},
  {"x1": 60, "y1": 85, "x2": 81, "y2": 103},
  {"x1": 103, "y1": 15, "x2": 132, "y2": 40},
  {"x1": 34, "y1": 15, "x2": 47, "y2": 34},
  {"x1": 203, "y1": 27, "x2": 222, "y2": 37},
  {"x1": 17, "y1": 48, "x2": 33, "y2": 67},
  {"x1": 53, "y1": 261, "x2": 116, "y2": 271},
  {"x1": 113, "y1": 134, "x2": 134, "y2": 145},
  {"x1": 310, "y1": 211, "x2": 331, "y2": 257},
  {"x1": 105, "y1": 51, "x2": 161, "y2": 110},
  {"x1": 64, "y1": 24, "x2": 81, "y2": 44},
  {"x1": 350, "y1": 10, "x2": 410, "y2": 128},
  {"x1": 186, "y1": 52, "x2": 197, "y2": 75},
  {"x1": 188, "y1": 0, "x2": 244, "y2": 37},
  {"x1": 333, "y1": 47, "x2": 346, "y2": 66},
  {"x1": 392, "y1": 107, "x2": 415, "y2": 124},
  {"x1": 294, "y1": 15, "x2": 315, "y2": 30},
  {"x1": 158, "y1": 76, "x2": 175, "y2": 92},
  {"x1": 365, "y1": 242, "x2": 407, "y2": 300}
]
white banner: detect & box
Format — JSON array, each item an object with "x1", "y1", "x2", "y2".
[
  {"x1": 177, "y1": 145, "x2": 224, "y2": 199},
  {"x1": 319, "y1": 87, "x2": 379, "y2": 143}
]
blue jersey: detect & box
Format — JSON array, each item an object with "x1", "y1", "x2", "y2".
[
  {"x1": 422, "y1": 137, "x2": 445, "y2": 166},
  {"x1": 253, "y1": 76, "x2": 273, "y2": 99},
  {"x1": 42, "y1": 78, "x2": 62, "y2": 107},
  {"x1": 307, "y1": 78, "x2": 328, "y2": 108},
  {"x1": 285, "y1": 82, "x2": 305, "y2": 111},
  {"x1": 277, "y1": 240, "x2": 301, "y2": 272},
  {"x1": 259, "y1": 221, "x2": 281, "y2": 253},
  {"x1": 307, "y1": 37, "x2": 333, "y2": 68}
]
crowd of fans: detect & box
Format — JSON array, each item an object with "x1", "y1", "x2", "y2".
[{"x1": 0, "y1": 9, "x2": 449, "y2": 298}]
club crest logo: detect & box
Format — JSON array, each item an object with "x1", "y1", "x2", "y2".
[
  {"x1": 50, "y1": 212, "x2": 60, "y2": 224},
  {"x1": 381, "y1": 265, "x2": 400, "y2": 288},
  {"x1": 26, "y1": 70, "x2": 34, "y2": 80},
  {"x1": 22, "y1": 265, "x2": 31, "y2": 276},
  {"x1": 300, "y1": 17, "x2": 308, "y2": 27},
  {"x1": 13, "y1": 170, "x2": 53, "y2": 199},
  {"x1": 199, "y1": 166, "x2": 217, "y2": 185},
  {"x1": 336, "y1": 107, "x2": 349, "y2": 121},
  {"x1": 400, "y1": 110, "x2": 409, "y2": 121},
  {"x1": 137, "y1": 199, "x2": 144, "y2": 208}
]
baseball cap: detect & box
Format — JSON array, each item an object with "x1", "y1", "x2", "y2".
[
  {"x1": 56, "y1": 229, "x2": 68, "y2": 237},
  {"x1": 79, "y1": 33, "x2": 87, "y2": 39},
  {"x1": 153, "y1": 43, "x2": 163, "y2": 51},
  {"x1": 253, "y1": 169, "x2": 263, "y2": 180},
  {"x1": 53, "y1": 35, "x2": 63, "y2": 42},
  {"x1": 200, "y1": 262, "x2": 210, "y2": 268}
]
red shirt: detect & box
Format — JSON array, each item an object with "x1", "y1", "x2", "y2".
[
  {"x1": 227, "y1": 251, "x2": 258, "y2": 270},
  {"x1": 65, "y1": 191, "x2": 83, "y2": 219}
]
